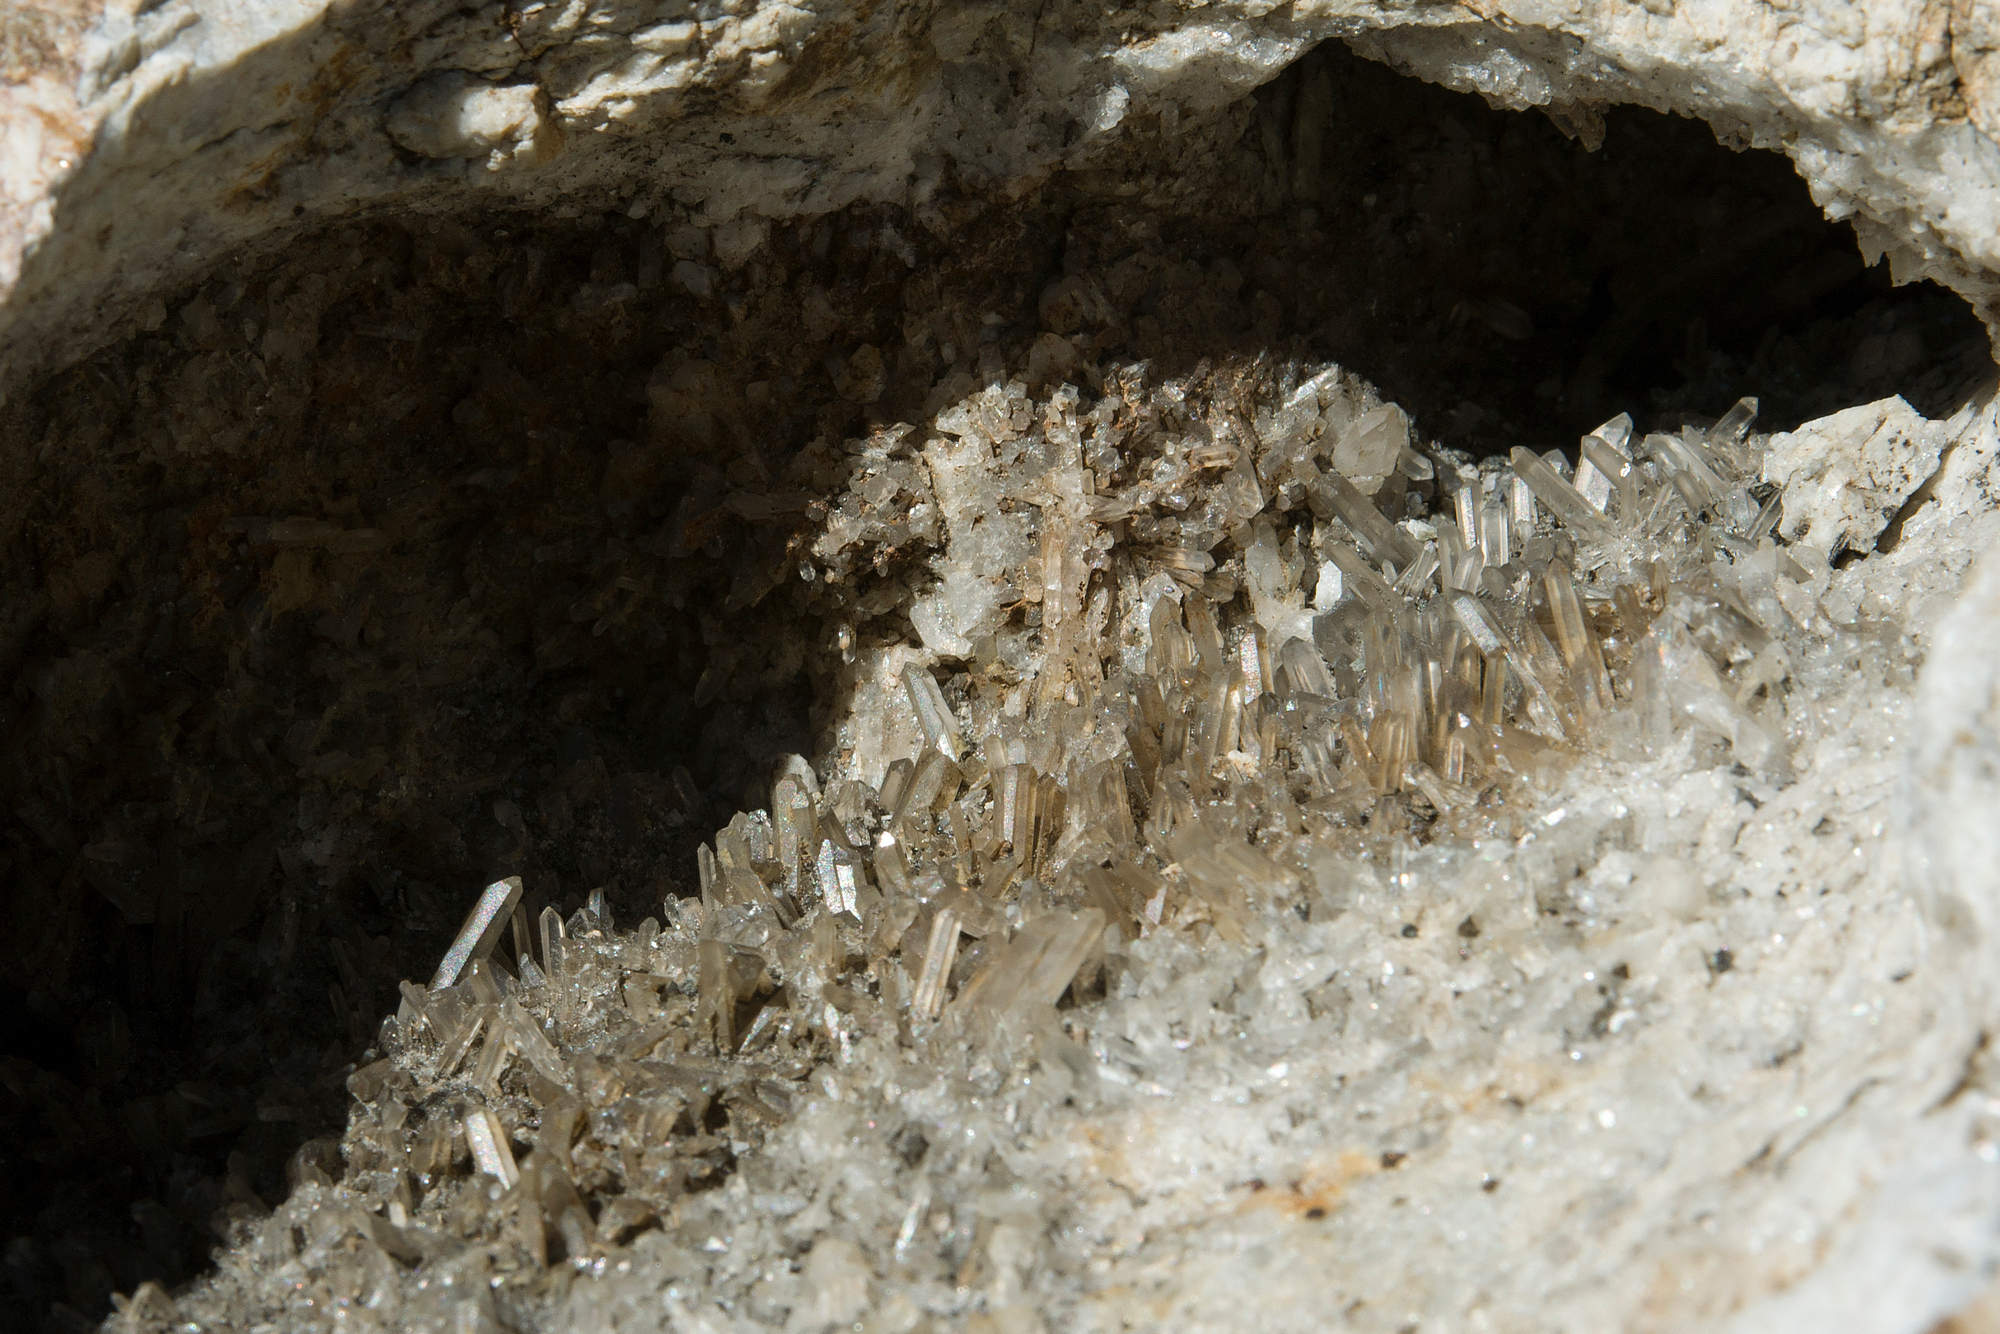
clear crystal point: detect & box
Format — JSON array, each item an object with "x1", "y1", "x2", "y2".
[
  {"x1": 464, "y1": 1106, "x2": 520, "y2": 1188},
  {"x1": 1708, "y1": 396, "x2": 1758, "y2": 446},
  {"x1": 1509, "y1": 447, "x2": 1613, "y2": 540},
  {"x1": 431, "y1": 876, "x2": 524, "y2": 990},
  {"x1": 903, "y1": 663, "x2": 963, "y2": 759}
]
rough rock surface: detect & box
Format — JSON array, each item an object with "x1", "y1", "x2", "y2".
[
  {"x1": 7, "y1": 1, "x2": 2000, "y2": 1332},
  {"x1": 1762, "y1": 395, "x2": 1949, "y2": 553},
  {"x1": 6, "y1": 0, "x2": 2000, "y2": 394}
]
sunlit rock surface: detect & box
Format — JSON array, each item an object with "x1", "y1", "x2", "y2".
[{"x1": 6, "y1": 0, "x2": 2000, "y2": 392}]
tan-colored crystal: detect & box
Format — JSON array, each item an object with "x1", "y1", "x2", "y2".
[{"x1": 1509, "y1": 447, "x2": 1613, "y2": 541}]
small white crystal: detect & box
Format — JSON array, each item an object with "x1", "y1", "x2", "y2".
[
  {"x1": 1313, "y1": 559, "x2": 1343, "y2": 611},
  {"x1": 1331, "y1": 403, "x2": 1410, "y2": 494}
]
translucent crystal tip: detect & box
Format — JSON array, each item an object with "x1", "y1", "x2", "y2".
[{"x1": 431, "y1": 876, "x2": 525, "y2": 990}]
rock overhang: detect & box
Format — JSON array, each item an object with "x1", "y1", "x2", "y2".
[{"x1": 6, "y1": 0, "x2": 2000, "y2": 398}]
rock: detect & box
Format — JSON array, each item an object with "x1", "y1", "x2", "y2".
[
  {"x1": 1912, "y1": 539, "x2": 2000, "y2": 998},
  {"x1": 8, "y1": 2, "x2": 2000, "y2": 1331},
  {"x1": 4, "y1": 0, "x2": 2000, "y2": 395},
  {"x1": 383, "y1": 72, "x2": 553, "y2": 168},
  {"x1": 1763, "y1": 395, "x2": 1950, "y2": 557}
]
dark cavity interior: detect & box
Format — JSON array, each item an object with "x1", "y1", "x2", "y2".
[{"x1": 0, "y1": 38, "x2": 1988, "y2": 1332}]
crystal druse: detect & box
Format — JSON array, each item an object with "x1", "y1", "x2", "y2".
[
  {"x1": 5, "y1": 0, "x2": 2000, "y2": 1329},
  {"x1": 130, "y1": 356, "x2": 2000, "y2": 1333}
]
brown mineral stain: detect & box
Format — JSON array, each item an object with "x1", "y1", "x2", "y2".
[
  {"x1": 1237, "y1": 1148, "x2": 1382, "y2": 1220},
  {"x1": 0, "y1": 0, "x2": 100, "y2": 85},
  {"x1": 1934, "y1": 1275, "x2": 2000, "y2": 1334}
]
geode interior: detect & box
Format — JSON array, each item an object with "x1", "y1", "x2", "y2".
[{"x1": 0, "y1": 43, "x2": 1992, "y2": 1334}]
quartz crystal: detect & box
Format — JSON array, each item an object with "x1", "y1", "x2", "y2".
[
  {"x1": 148, "y1": 357, "x2": 2000, "y2": 1334},
  {"x1": 463, "y1": 1107, "x2": 520, "y2": 1188},
  {"x1": 429, "y1": 877, "x2": 524, "y2": 990}
]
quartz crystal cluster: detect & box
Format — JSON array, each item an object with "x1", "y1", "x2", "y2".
[{"x1": 131, "y1": 355, "x2": 1991, "y2": 1332}]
